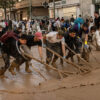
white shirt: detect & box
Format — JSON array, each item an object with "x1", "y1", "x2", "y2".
[
  {"x1": 46, "y1": 32, "x2": 65, "y2": 44},
  {"x1": 56, "y1": 20, "x2": 61, "y2": 28},
  {"x1": 0, "y1": 22, "x2": 6, "y2": 28},
  {"x1": 93, "y1": 30, "x2": 100, "y2": 46}
]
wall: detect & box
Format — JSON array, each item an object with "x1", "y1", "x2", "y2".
[
  {"x1": 0, "y1": 9, "x2": 5, "y2": 20},
  {"x1": 80, "y1": 0, "x2": 95, "y2": 18},
  {"x1": 11, "y1": 0, "x2": 49, "y2": 20},
  {"x1": 32, "y1": 7, "x2": 48, "y2": 16},
  {"x1": 49, "y1": 0, "x2": 80, "y2": 19}
]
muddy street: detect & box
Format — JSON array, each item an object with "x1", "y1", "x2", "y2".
[{"x1": 0, "y1": 47, "x2": 100, "y2": 100}]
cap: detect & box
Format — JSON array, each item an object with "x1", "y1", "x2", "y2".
[
  {"x1": 35, "y1": 32, "x2": 43, "y2": 40},
  {"x1": 58, "y1": 30, "x2": 65, "y2": 36}
]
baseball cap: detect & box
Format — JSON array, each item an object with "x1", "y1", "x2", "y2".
[{"x1": 35, "y1": 32, "x2": 43, "y2": 40}]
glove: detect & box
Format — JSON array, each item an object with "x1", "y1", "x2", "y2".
[
  {"x1": 84, "y1": 41, "x2": 89, "y2": 49},
  {"x1": 63, "y1": 56, "x2": 66, "y2": 59},
  {"x1": 76, "y1": 54, "x2": 81, "y2": 57},
  {"x1": 84, "y1": 44, "x2": 89, "y2": 49},
  {"x1": 43, "y1": 44, "x2": 46, "y2": 48}
]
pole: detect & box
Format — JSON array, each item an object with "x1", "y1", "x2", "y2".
[
  {"x1": 29, "y1": 0, "x2": 32, "y2": 20},
  {"x1": 53, "y1": 0, "x2": 55, "y2": 19}
]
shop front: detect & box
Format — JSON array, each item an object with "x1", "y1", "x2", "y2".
[
  {"x1": 63, "y1": 6, "x2": 79, "y2": 19},
  {"x1": 49, "y1": 0, "x2": 80, "y2": 19}
]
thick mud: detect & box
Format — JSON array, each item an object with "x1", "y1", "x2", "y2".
[{"x1": 0, "y1": 47, "x2": 100, "y2": 100}]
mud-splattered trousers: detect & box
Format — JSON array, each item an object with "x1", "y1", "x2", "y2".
[{"x1": 46, "y1": 40, "x2": 63, "y2": 66}]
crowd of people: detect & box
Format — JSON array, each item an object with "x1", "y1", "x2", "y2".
[{"x1": 0, "y1": 11, "x2": 100, "y2": 77}]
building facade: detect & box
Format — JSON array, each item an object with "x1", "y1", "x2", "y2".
[
  {"x1": 49, "y1": 0, "x2": 80, "y2": 19},
  {"x1": 9, "y1": 0, "x2": 49, "y2": 20},
  {"x1": 0, "y1": 9, "x2": 4, "y2": 20},
  {"x1": 80, "y1": 0, "x2": 100, "y2": 19},
  {"x1": 80, "y1": 0, "x2": 95, "y2": 19},
  {"x1": 49, "y1": 0, "x2": 100, "y2": 19},
  {"x1": 5, "y1": 0, "x2": 100, "y2": 20}
]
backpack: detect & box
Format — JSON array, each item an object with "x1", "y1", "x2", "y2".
[{"x1": 0, "y1": 31, "x2": 18, "y2": 43}]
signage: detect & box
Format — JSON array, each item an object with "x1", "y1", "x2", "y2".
[{"x1": 42, "y1": 1, "x2": 49, "y2": 8}]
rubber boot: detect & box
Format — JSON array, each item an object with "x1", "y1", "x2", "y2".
[
  {"x1": 25, "y1": 61, "x2": 32, "y2": 73},
  {"x1": 46, "y1": 58, "x2": 51, "y2": 69},
  {"x1": 0, "y1": 67, "x2": 6, "y2": 76},
  {"x1": 9, "y1": 62, "x2": 17, "y2": 75},
  {"x1": 16, "y1": 66, "x2": 20, "y2": 72},
  {"x1": 52, "y1": 62, "x2": 57, "y2": 68},
  {"x1": 71, "y1": 56, "x2": 74, "y2": 62},
  {"x1": 60, "y1": 58, "x2": 63, "y2": 67}
]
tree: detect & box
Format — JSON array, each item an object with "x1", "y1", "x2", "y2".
[{"x1": 0, "y1": 0, "x2": 16, "y2": 20}]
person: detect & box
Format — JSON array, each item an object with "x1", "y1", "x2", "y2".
[
  {"x1": 89, "y1": 16, "x2": 94, "y2": 31},
  {"x1": 14, "y1": 32, "x2": 43, "y2": 72},
  {"x1": 55, "y1": 17, "x2": 61, "y2": 30},
  {"x1": 73, "y1": 16, "x2": 84, "y2": 37},
  {"x1": 64, "y1": 28, "x2": 82, "y2": 62},
  {"x1": 27, "y1": 19, "x2": 32, "y2": 34},
  {"x1": 0, "y1": 25, "x2": 8, "y2": 52},
  {"x1": 20, "y1": 32, "x2": 43, "y2": 61},
  {"x1": 70, "y1": 15, "x2": 75, "y2": 23},
  {"x1": 0, "y1": 20, "x2": 6, "y2": 28},
  {"x1": 22, "y1": 22, "x2": 26, "y2": 33},
  {"x1": 79, "y1": 15, "x2": 82, "y2": 18},
  {"x1": 79, "y1": 23, "x2": 92, "y2": 62},
  {"x1": 94, "y1": 12, "x2": 100, "y2": 29},
  {"x1": 14, "y1": 27, "x2": 23, "y2": 37},
  {"x1": 0, "y1": 31, "x2": 43, "y2": 76},
  {"x1": 0, "y1": 25, "x2": 3, "y2": 55},
  {"x1": 0, "y1": 25, "x2": 3, "y2": 37},
  {"x1": 74, "y1": 23, "x2": 89, "y2": 48},
  {"x1": 90, "y1": 16, "x2": 94, "y2": 26},
  {"x1": 80, "y1": 23, "x2": 89, "y2": 48},
  {"x1": 48, "y1": 20, "x2": 52, "y2": 32},
  {"x1": 61, "y1": 17, "x2": 64, "y2": 22},
  {"x1": 90, "y1": 26, "x2": 100, "y2": 51},
  {"x1": 44, "y1": 30, "x2": 66, "y2": 69}
]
